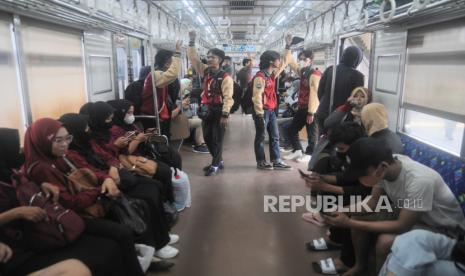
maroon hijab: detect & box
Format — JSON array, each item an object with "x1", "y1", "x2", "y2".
[{"x1": 23, "y1": 118, "x2": 67, "y2": 174}]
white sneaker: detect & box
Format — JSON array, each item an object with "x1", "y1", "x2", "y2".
[
  {"x1": 296, "y1": 154, "x2": 311, "y2": 163},
  {"x1": 283, "y1": 150, "x2": 302, "y2": 160},
  {"x1": 154, "y1": 245, "x2": 179, "y2": 259},
  {"x1": 169, "y1": 234, "x2": 179, "y2": 245},
  {"x1": 280, "y1": 147, "x2": 293, "y2": 153}
]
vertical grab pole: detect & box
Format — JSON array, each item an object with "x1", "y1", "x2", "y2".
[
  {"x1": 329, "y1": 36, "x2": 340, "y2": 114},
  {"x1": 147, "y1": 5, "x2": 161, "y2": 134}
]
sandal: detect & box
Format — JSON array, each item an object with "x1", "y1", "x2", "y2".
[
  {"x1": 306, "y1": 237, "x2": 342, "y2": 251},
  {"x1": 312, "y1": 258, "x2": 348, "y2": 275},
  {"x1": 302, "y1": 211, "x2": 327, "y2": 227}
]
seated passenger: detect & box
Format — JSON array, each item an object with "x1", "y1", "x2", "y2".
[
  {"x1": 58, "y1": 113, "x2": 179, "y2": 260},
  {"x1": 324, "y1": 87, "x2": 372, "y2": 131},
  {"x1": 361, "y1": 103, "x2": 403, "y2": 154},
  {"x1": 308, "y1": 87, "x2": 372, "y2": 172},
  {"x1": 0, "y1": 127, "x2": 133, "y2": 276},
  {"x1": 81, "y1": 101, "x2": 175, "y2": 204},
  {"x1": 124, "y1": 66, "x2": 151, "y2": 115},
  {"x1": 323, "y1": 137, "x2": 465, "y2": 275},
  {"x1": 178, "y1": 78, "x2": 209, "y2": 153},
  {"x1": 379, "y1": 229, "x2": 465, "y2": 276}
]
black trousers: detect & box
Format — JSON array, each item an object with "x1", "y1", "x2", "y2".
[
  {"x1": 329, "y1": 226, "x2": 355, "y2": 267},
  {"x1": 1, "y1": 232, "x2": 129, "y2": 276},
  {"x1": 202, "y1": 115, "x2": 226, "y2": 167},
  {"x1": 288, "y1": 108, "x2": 319, "y2": 154},
  {"x1": 84, "y1": 218, "x2": 144, "y2": 276},
  {"x1": 153, "y1": 161, "x2": 175, "y2": 203},
  {"x1": 125, "y1": 175, "x2": 171, "y2": 250}
]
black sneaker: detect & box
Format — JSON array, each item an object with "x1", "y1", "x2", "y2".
[
  {"x1": 257, "y1": 161, "x2": 274, "y2": 170},
  {"x1": 205, "y1": 166, "x2": 219, "y2": 176},
  {"x1": 203, "y1": 161, "x2": 224, "y2": 172},
  {"x1": 193, "y1": 144, "x2": 209, "y2": 154},
  {"x1": 273, "y1": 161, "x2": 292, "y2": 170}
]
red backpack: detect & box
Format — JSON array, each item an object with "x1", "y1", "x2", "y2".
[{"x1": 11, "y1": 163, "x2": 84, "y2": 251}]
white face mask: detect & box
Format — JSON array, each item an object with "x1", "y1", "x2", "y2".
[
  {"x1": 299, "y1": 60, "x2": 309, "y2": 68},
  {"x1": 124, "y1": 114, "x2": 135, "y2": 125}
]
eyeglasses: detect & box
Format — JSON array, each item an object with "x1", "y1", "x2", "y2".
[
  {"x1": 52, "y1": 135, "x2": 73, "y2": 144},
  {"x1": 206, "y1": 55, "x2": 218, "y2": 60}
]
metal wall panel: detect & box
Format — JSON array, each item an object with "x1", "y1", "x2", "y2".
[
  {"x1": 372, "y1": 29, "x2": 408, "y2": 131},
  {"x1": 84, "y1": 29, "x2": 116, "y2": 102}
]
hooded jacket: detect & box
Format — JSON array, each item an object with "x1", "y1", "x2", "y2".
[{"x1": 316, "y1": 46, "x2": 365, "y2": 118}]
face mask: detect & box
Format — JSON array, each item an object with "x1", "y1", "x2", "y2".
[
  {"x1": 299, "y1": 60, "x2": 308, "y2": 68},
  {"x1": 124, "y1": 114, "x2": 135, "y2": 125}
]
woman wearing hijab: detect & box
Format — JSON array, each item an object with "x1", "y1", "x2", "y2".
[
  {"x1": 361, "y1": 103, "x2": 403, "y2": 154},
  {"x1": 0, "y1": 127, "x2": 135, "y2": 276},
  {"x1": 316, "y1": 46, "x2": 365, "y2": 134},
  {"x1": 59, "y1": 112, "x2": 178, "y2": 260},
  {"x1": 22, "y1": 118, "x2": 147, "y2": 275},
  {"x1": 95, "y1": 100, "x2": 175, "y2": 204},
  {"x1": 324, "y1": 87, "x2": 372, "y2": 131}
]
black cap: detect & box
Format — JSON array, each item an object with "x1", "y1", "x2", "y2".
[{"x1": 346, "y1": 137, "x2": 394, "y2": 178}]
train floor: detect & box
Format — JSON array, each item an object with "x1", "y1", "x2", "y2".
[{"x1": 154, "y1": 114, "x2": 338, "y2": 276}]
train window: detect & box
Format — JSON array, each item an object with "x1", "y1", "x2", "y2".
[
  {"x1": 21, "y1": 19, "x2": 86, "y2": 120},
  {"x1": 403, "y1": 110, "x2": 465, "y2": 156},
  {"x1": 402, "y1": 18, "x2": 465, "y2": 156},
  {"x1": 131, "y1": 49, "x2": 142, "y2": 80}
]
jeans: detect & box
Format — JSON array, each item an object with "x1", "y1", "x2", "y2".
[
  {"x1": 379, "y1": 229, "x2": 464, "y2": 276},
  {"x1": 288, "y1": 108, "x2": 319, "y2": 154},
  {"x1": 253, "y1": 109, "x2": 281, "y2": 163}
]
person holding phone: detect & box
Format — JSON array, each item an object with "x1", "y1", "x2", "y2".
[{"x1": 177, "y1": 78, "x2": 208, "y2": 154}]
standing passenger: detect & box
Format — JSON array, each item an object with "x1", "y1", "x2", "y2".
[
  {"x1": 252, "y1": 51, "x2": 292, "y2": 170},
  {"x1": 316, "y1": 46, "x2": 364, "y2": 134},
  {"x1": 141, "y1": 41, "x2": 183, "y2": 139},
  {"x1": 282, "y1": 34, "x2": 322, "y2": 163},
  {"x1": 187, "y1": 30, "x2": 234, "y2": 176}
]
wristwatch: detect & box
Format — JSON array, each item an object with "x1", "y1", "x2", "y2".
[
  {"x1": 222, "y1": 112, "x2": 230, "y2": 118},
  {"x1": 307, "y1": 112, "x2": 314, "y2": 116}
]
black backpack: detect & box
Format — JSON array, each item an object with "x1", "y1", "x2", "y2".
[
  {"x1": 124, "y1": 79, "x2": 144, "y2": 115},
  {"x1": 241, "y1": 72, "x2": 268, "y2": 115}
]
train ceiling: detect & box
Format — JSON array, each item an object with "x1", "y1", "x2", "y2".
[{"x1": 154, "y1": 0, "x2": 338, "y2": 44}]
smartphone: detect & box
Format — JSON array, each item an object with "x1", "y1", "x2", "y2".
[
  {"x1": 125, "y1": 131, "x2": 136, "y2": 139},
  {"x1": 145, "y1": 128, "x2": 157, "y2": 134},
  {"x1": 320, "y1": 211, "x2": 337, "y2": 217},
  {"x1": 298, "y1": 168, "x2": 312, "y2": 179}
]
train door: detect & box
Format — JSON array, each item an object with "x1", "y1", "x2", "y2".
[
  {"x1": 114, "y1": 34, "x2": 128, "y2": 99},
  {"x1": 340, "y1": 32, "x2": 374, "y2": 87},
  {"x1": 129, "y1": 37, "x2": 143, "y2": 81}
]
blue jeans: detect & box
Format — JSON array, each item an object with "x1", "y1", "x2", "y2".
[
  {"x1": 253, "y1": 110, "x2": 281, "y2": 163},
  {"x1": 379, "y1": 229, "x2": 465, "y2": 276}
]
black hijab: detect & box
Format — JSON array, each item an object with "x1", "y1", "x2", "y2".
[
  {"x1": 59, "y1": 113, "x2": 109, "y2": 170},
  {"x1": 139, "y1": 66, "x2": 151, "y2": 81},
  {"x1": 0, "y1": 128, "x2": 24, "y2": 183},
  {"x1": 80, "y1": 102, "x2": 115, "y2": 142},
  {"x1": 107, "y1": 99, "x2": 134, "y2": 131},
  {"x1": 340, "y1": 46, "x2": 363, "y2": 69}
]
